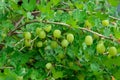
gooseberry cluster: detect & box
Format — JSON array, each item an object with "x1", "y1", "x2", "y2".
[
  {"x1": 23, "y1": 25, "x2": 74, "y2": 50},
  {"x1": 22, "y1": 21, "x2": 117, "y2": 58},
  {"x1": 84, "y1": 19, "x2": 117, "y2": 57},
  {"x1": 84, "y1": 35, "x2": 117, "y2": 57}
]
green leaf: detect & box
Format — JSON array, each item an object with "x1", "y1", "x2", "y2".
[
  {"x1": 90, "y1": 63, "x2": 99, "y2": 72},
  {"x1": 114, "y1": 28, "x2": 120, "y2": 39},
  {"x1": 52, "y1": 70, "x2": 63, "y2": 79},
  {"x1": 103, "y1": 28, "x2": 111, "y2": 36},
  {"x1": 51, "y1": 0, "x2": 60, "y2": 5},
  {"x1": 72, "y1": 9, "x2": 87, "y2": 23},
  {"x1": 27, "y1": 12, "x2": 34, "y2": 19},
  {"x1": 22, "y1": 0, "x2": 36, "y2": 11},
  {"x1": 108, "y1": 0, "x2": 120, "y2": 6}
]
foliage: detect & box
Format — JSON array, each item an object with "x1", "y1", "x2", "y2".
[{"x1": 0, "y1": 0, "x2": 120, "y2": 80}]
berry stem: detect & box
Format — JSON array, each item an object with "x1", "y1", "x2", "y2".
[
  {"x1": 14, "y1": 39, "x2": 24, "y2": 47},
  {"x1": 30, "y1": 36, "x2": 39, "y2": 50}
]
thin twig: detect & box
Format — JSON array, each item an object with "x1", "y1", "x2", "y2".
[
  {"x1": 77, "y1": 27, "x2": 114, "y2": 40},
  {"x1": 0, "y1": 66, "x2": 14, "y2": 69},
  {"x1": 47, "y1": 70, "x2": 51, "y2": 76},
  {"x1": 30, "y1": 36, "x2": 39, "y2": 50},
  {"x1": 19, "y1": 36, "x2": 39, "y2": 51},
  {"x1": 19, "y1": 46, "x2": 25, "y2": 51},
  {"x1": 109, "y1": 15, "x2": 120, "y2": 21},
  {"x1": 15, "y1": 39, "x2": 24, "y2": 47},
  {"x1": 51, "y1": 8, "x2": 72, "y2": 11},
  {"x1": 55, "y1": 64, "x2": 69, "y2": 69},
  {"x1": 15, "y1": 16, "x2": 25, "y2": 28},
  {"x1": 31, "y1": 11, "x2": 40, "y2": 14}
]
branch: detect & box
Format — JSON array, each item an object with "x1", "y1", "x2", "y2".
[
  {"x1": 9, "y1": 20, "x2": 119, "y2": 44},
  {"x1": 0, "y1": 43, "x2": 5, "y2": 50},
  {"x1": 51, "y1": 8, "x2": 72, "y2": 11},
  {"x1": 0, "y1": 66, "x2": 14, "y2": 69},
  {"x1": 109, "y1": 15, "x2": 120, "y2": 21},
  {"x1": 15, "y1": 39, "x2": 24, "y2": 47},
  {"x1": 30, "y1": 36, "x2": 39, "y2": 50},
  {"x1": 78, "y1": 27, "x2": 114, "y2": 40}
]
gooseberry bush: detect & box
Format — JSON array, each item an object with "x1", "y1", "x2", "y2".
[{"x1": 0, "y1": 0, "x2": 120, "y2": 80}]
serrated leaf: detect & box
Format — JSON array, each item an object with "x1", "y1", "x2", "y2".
[
  {"x1": 22, "y1": 0, "x2": 36, "y2": 11},
  {"x1": 90, "y1": 63, "x2": 99, "y2": 72}
]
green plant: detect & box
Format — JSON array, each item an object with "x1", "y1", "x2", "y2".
[{"x1": 0, "y1": 0, "x2": 120, "y2": 80}]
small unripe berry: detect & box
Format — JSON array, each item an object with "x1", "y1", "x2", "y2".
[
  {"x1": 53, "y1": 30, "x2": 61, "y2": 38},
  {"x1": 96, "y1": 43, "x2": 105, "y2": 54},
  {"x1": 46, "y1": 63, "x2": 52, "y2": 69},
  {"x1": 37, "y1": 41, "x2": 43, "y2": 47},
  {"x1": 67, "y1": 33, "x2": 74, "y2": 43},
  {"x1": 24, "y1": 32, "x2": 31, "y2": 39},
  {"x1": 36, "y1": 27, "x2": 42, "y2": 35},
  {"x1": 61, "y1": 39, "x2": 69, "y2": 47},
  {"x1": 25, "y1": 39, "x2": 31, "y2": 47},
  {"x1": 38, "y1": 30, "x2": 46, "y2": 39},
  {"x1": 102, "y1": 20, "x2": 109, "y2": 26},
  {"x1": 85, "y1": 35, "x2": 93, "y2": 45},
  {"x1": 108, "y1": 46, "x2": 117, "y2": 56},
  {"x1": 44, "y1": 25, "x2": 52, "y2": 32}
]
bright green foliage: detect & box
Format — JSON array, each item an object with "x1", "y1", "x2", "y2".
[{"x1": 0, "y1": 0, "x2": 120, "y2": 80}]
